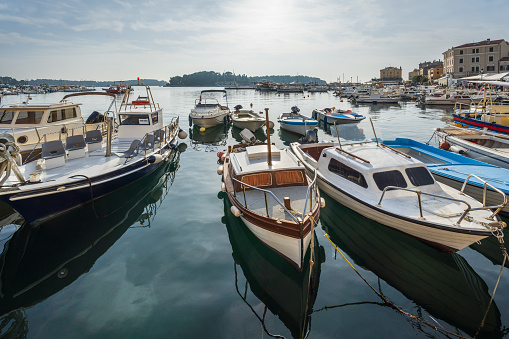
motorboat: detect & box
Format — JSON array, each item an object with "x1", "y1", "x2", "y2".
[
  {"x1": 105, "y1": 81, "x2": 127, "y2": 94},
  {"x1": 423, "y1": 91, "x2": 482, "y2": 105},
  {"x1": 353, "y1": 91, "x2": 399, "y2": 104},
  {"x1": 189, "y1": 89, "x2": 230, "y2": 128},
  {"x1": 278, "y1": 106, "x2": 318, "y2": 136},
  {"x1": 383, "y1": 138, "x2": 509, "y2": 216},
  {"x1": 231, "y1": 105, "x2": 266, "y2": 132},
  {"x1": 0, "y1": 149, "x2": 180, "y2": 320},
  {"x1": 0, "y1": 84, "x2": 185, "y2": 225},
  {"x1": 434, "y1": 126, "x2": 509, "y2": 168},
  {"x1": 320, "y1": 194, "x2": 502, "y2": 337},
  {"x1": 312, "y1": 108, "x2": 365, "y2": 125},
  {"x1": 222, "y1": 195, "x2": 324, "y2": 338},
  {"x1": 290, "y1": 140, "x2": 506, "y2": 252},
  {"x1": 0, "y1": 92, "x2": 115, "y2": 163},
  {"x1": 219, "y1": 123, "x2": 322, "y2": 270}
]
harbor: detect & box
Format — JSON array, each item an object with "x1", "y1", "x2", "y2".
[{"x1": 0, "y1": 86, "x2": 508, "y2": 338}]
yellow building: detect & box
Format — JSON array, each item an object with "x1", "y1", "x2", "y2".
[
  {"x1": 380, "y1": 66, "x2": 402, "y2": 80},
  {"x1": 408, "y1": 69, "x2": 419, "y2": 80},
  {"x1": 428, "y1": 65, "x2": 443, "y2": 80}
]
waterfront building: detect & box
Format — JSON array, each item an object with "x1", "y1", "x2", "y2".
[
  {"x1": 443, "y1": 38, "x2": 509, "y2": 78},
  {"x1": 428, "y1": 65, "x2": 444, "y2": 81},
  {"x1": 380, "y1": 66, "x2": 402, "y2": 81},
  {"x1": 408, "y1": 69, "x2": 419, "y2": 81}
]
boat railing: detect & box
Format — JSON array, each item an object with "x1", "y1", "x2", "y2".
[
  {"x1": 459, "y1": 174, "x2": 507, "y2": 219},
  {"x1": 377, "y1": 186, "x2": 491, "y2": 226},
  {"x1": 231, "y1": 173, "x2": 319, "y2": 224}
]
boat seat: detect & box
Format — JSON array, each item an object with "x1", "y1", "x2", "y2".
[
  {"x1": 115, "y1": 139, "x2": 141, "y2": 158},
  {"x1": 86, "y1": 130, "x2": 103, "y2": 152},
  {"x1": 139, "y1": 134, "x2": 155, "y2": 150},
  {"x1": 65, "y1": 135, "x2": 87, "y2": 160},
  {"x1": 41, "y1": 140, "x2": 66, "y2": 169}
]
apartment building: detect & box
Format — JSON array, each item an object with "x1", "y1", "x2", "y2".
[
  {"x1": 428, "y1": 65, "x2": 444, "y2": 81},
  {"x1": 443, "y1": 39, "x2": 509, "y2": 78},
  {"x1": 380, "y1": 66, "x2": 402, "y2": 80}
]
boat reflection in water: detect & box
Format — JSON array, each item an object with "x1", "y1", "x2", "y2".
[
  {"x1": 231, "y1": 125, "x2": 268, "y2": 144},
  {"x1": 470, "y1": 223, "x2": 509, "y2": 268},
  {"x1": 221, "y1": 196, "x2": 325, "y2": 339},
  {"x1": 0, "y1": 148, "x2": 182, "y2": 337},
  {"x1": 320, "y1": 194, "x2": 502, "y2": 338},
  {"x1": 189, "y1": 124, "x2": 229, "y2": 148},
  {"x1": 319, "y1": 121, "x2": 366, "y2": 142}
]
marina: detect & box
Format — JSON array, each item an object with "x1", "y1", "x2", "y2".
[{"x1": 0, "y1": 87, "x2": 509, "y2": 338}]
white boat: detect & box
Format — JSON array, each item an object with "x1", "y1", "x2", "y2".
[
  {"x1": 278, "y1": 106, "x2": 318, "y2": 136},
  {"x1": 0, "y1": 84, "x2": 185, "y2": 226},
  {"x1": 189, "y1": 90, "x2": 230, "y2": 128},
  {"x1": 0, "y1": 92, "x2": 115, "y2": 163},
  {"x1": 312, "y1": 108, "x2": 365, "y2": 124},
  {"x1": 435, "y1": 126, "x2": 509, "y2": 169},
  {"x1": 354, "y1": 92, "x2": 399, "y2": 104},
  {"x1": 231, "y1": 105, "x2": 266, "y2": 132},
  {"x1": 424, "y1": 91, "x2": 483, "y2": 105},
  {"x1": 290, "y1": 140, "x2": 506, "y2": 252},
  {"x1": 220, "y1": 128, "x2": 322, "y2": 270}
]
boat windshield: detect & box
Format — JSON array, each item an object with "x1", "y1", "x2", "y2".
[
  {"x1": 120, "y1": 114, "x2": 150, "y2": 125},
  {"x1": 373, "y1": 170, "x2": 407, "y2": 191},
  {"x1": 15, "y1": 111, "x2": 44, "y2": 124},
  {"x1": 0, "y1": 110, "x2": 16, "y2": 124},
  {"x1": 405, "y1": 167, "x2": 435, "y2": 186}
]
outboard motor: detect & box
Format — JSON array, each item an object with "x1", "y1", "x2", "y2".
[
  {"x1": 85, "y1": 111, "x2": 105, "y2": 124},
  {"x1": 291, "y1": 106, "x2": 300, "y2": 114},
  {"x1": 234, "y1": 104, "x2": 243, "y2": 112},
  {"x1": 301, "y1": 130, "x2": 317, "y2": 144}
]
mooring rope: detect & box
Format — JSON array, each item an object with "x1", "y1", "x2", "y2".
[{"x1": 318, "y1": 227, "x2": 471, "y2": 339}]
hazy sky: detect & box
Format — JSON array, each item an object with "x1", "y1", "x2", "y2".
[{"x1": 1, "y1": 0, "x2": 508, "y2": 83}]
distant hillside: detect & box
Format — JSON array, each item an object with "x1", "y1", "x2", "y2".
[
  {"x1": 167, "y1": 71, "x2": 326, "y2": 86},
  {"x1": 0, "y1": 77, "x2": 167, "y2": 87}
]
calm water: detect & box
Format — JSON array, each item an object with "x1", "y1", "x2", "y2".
[{"x1": 0, "y1": 88, "x2": 508, "y2": 338}]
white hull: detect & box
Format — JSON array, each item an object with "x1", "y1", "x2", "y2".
[
  {"x1": 240, "y1": 215, "x2": 311, "y2": 268},
  {"x1": 356, "y1": 97, "x2": 399, "y2": 104},
  {"x1": 280, "y1": 122, "x2": 316, "y2": 136},
  {"x1": 232, "y1": 120, "x2": 265, "y2": 132},
  {"x1": 190, "y1": 111, "x2": 229, "y2": 128}
]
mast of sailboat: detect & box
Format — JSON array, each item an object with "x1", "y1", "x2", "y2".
[{"x1": 265, "y1": 108, "x2": 272, "y2": 166}]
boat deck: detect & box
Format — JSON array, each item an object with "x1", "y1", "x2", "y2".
[{"x1": 236, "y1": 186, "x2": 309, "y2": 222}]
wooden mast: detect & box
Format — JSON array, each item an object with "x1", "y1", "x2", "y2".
[{"x1": 265, "y1": 108, "x2": 272, "y2": 166}]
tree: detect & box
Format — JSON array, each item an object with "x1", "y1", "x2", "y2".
[{"x1": 411, "y1": 75, "x2": 429, "y2": 83}]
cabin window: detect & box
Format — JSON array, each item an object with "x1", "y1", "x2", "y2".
[
  {"x1": 328, "y1": 158, "x2": 368, "y2": 188},
  {"x1": 152, "y1": 112, "x2": 159, "y2": 124},
  {"x1": 64, "y1": 108, "x2": 77, "y2": 119},
  {"x1": 15, "y1": 111, "x2": 43, "y2": 124},
  {"x1": 120, "y1": 114, "x2": 150, "y2": 125},
  {"x1": 241, "y1": 173, "x2": 272, "y2": 187},
  {"x1": 405, "y1": 167, "x2": 434, "y2": 186},
  {"x1": 0, "y1": 111, "x2": 16, "y2": 124},
  {"x1": 275, "y1": 171, "x2": 304, "y2": 185},
  {"x1": 48, "y1": 109, "x2": 73, "y2": 123},
  {"x1": 373, "y1": 170, "x2": 407, "y2": 191}
]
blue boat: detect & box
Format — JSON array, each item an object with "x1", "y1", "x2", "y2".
[
  {"x1": 312, "y1": 108, "x2": 365, "y2": 125},
  {"x1": 278, "y1": 106, "x2": 318, "y2": 136},
  {"x1": 384, "y1": 138, "x2": 509, "y2": 216}
]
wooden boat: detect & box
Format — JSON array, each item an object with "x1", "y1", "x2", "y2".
[
  {"x1": 222, "y1": 196, "x2": 323, "y2": 338},
  {"x1": 320, "y1": 194, "x2": 502, "y2": 337},
  {"x1": 220, "y1": 114, "x2": 322, "y2": 270},
  {"x1": 189, "y1": 89, "x2": 230, "y2": 128},
  {"x1": 434, "y1": 126, "x2": 509, "y2": 169},
  {"x1": 312, "y1": 108, "x2": 365, "y2": 125},
  {"x1": 383, "y1": 138, "x2": 509, "y2": 216},
  {"x1": 231, "y1": 105, "x2": 266, "y2": 132},
  {"x1": 290, "y1": 140, "x2": 506, "y2": 252},
  {"x1": 278, "y1": 106, "x2": 318, "y2": 136},
  {"x1": 0, "y1": 92, "x2": 115, "y2": 163},
  {"x1": 0, "y1": 85, "x2": 185, "y2": 225}
]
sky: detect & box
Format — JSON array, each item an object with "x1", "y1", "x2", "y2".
[{"x1": 1, "y1": 0, "x2": 508, "y2": 83}]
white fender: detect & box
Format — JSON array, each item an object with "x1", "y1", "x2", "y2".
[
  {"x1": 217, "y1": 165, "x2": 224, "y2": 175},
  {"x1": 320, "y1": 197, "x2": 326, "y2": 208},
  {"x1": 231, "y1": 205, "x2": 241, "y2": 217},
  {"x1": 221, "y1": 183, "x2": 226, "y2": 192}
]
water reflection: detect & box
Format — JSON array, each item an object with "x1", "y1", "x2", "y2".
[
  {"x1": 319, "y1": 121, "x2": 366, "y2": 142},
  {"x1": 278, "y1": 128, "x2": 310, "y2": 146},
  {"x1": 470, "y1": 221, "x2": 509, "y2": 269},
  {"x1": 221, "y1": 196, "x2": 325, "y2": 339},
  {"x1": 188, "y1": 124, "x2": 229, "y2": 147},
  {"x1": 231, "y1": 126, "x2": 268, "y2": 143},
  {"x1": 319, "y1": 194, "x2": 502, "y2": 338},
  {"x1": 0, "y1": 150, "x2": 181, "y2": 333}
]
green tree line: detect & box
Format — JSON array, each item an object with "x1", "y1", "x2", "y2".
[{"x1": 167, "y1": 71, "x2": 326, "y2": 86}]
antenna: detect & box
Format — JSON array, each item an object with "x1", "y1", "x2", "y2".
[{"x1": 370, "y1": 118, "x2": 380, "y2": 146}]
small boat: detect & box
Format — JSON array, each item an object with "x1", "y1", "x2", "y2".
[
  {"x1": 383, "y1": 138, "x2": 509, "y2": 216},
  {"x1": 231, "y1": 105, "x2": 266, "y2": 132},
  {"x1": 290, "y1": 139, "x2": 506, "y2": 252},
  {"x1": 105, "y1": 81, "x2": 127, "y2": 94},
  {"x1": 0, "y1": 92, "x2": 115, "y2": 163},
  {"x1": 220, "y1": 119, "x2": 322, "y2": 270},
  {"x1": 353, "y1": 91, "x2": 399, "y2": 104},
  {"x1": 312, "y1": 108, "x2": 365, "y2": 125},
  {"x1": 0, "y1": 84, "x2": 185, "y2": 225},
  {"x1": 434, "y1": 126, "x2": 509, "y2": 169},
  {"x1": 424, "y1": 91, "x2": 482, "y2": 105},
  {"x1": 189, "y1": 89, "x2": 230, "y2": 128},
  {"x1": 278, "y1": 106, "x2": 318, "y2": 136}
]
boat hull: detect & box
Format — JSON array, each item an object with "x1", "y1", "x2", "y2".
[
  {"x1": 452, "y1": 114, "x2": 509, "y2": 136},
  {"x1": 189, "y1": 111, "x2": 229, "y2": 128},
  {"x1": 312, "y1": 110, "x2": 364, "y2": 125},
  {"x1": 232, "y1": 120, "x2": 265, "y2": 132},
  {"x1": 280, "y1": 121, "x2": 318, "y2": 136}
]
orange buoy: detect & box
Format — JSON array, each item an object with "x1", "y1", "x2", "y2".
[{"x1": 440, "y1": 141, "x2": 450, "y2": 150}]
